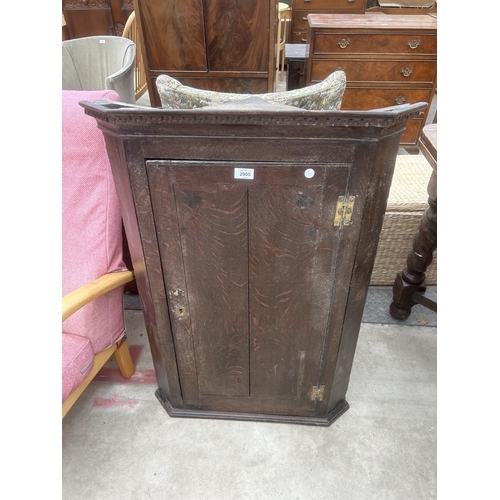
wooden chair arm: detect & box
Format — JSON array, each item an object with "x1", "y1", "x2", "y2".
[{"x1": 62, "y1": 270, "x2": 134, "y2": 322}]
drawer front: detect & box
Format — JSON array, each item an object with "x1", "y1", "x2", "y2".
[
  {"x1": 291, "y1": 31, "x2": 309, "y2": 43},
  {"x1": 311, "y1": 59, "x2": 436, "y2": 83},
  {"x1": 313, "y1": 33, "x2": 437, "y2": 55},
  {"x1": 340, "y1": 87, "x2": 432, "y2": 111},
  {"x1": 400, "y1": 119, "x2": 423, "y2": 145},
  {"x1": 293, "y1": 11, "x2": 317, "y2": 33},
  {"x1": 293, "y1": 9, "x2": 363, "y2": 32},
  {"x1": 294, "y1": 0, "x2": 365, "y2": 10}
]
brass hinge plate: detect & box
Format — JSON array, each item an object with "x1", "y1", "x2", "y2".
[
  {"x1": 310, "y1": 385, "x2": 325, "y2": 401},
  {"x1": 334, "y1": 195, "x2": 355, "y2": 227}
]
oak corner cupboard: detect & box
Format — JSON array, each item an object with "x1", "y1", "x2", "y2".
[
  {"x1": 82, "y1": 97, "x2": 426, "y2": 426},
  {"x1": 133, "y1": 0, "x2": 278, "y2": 107}
]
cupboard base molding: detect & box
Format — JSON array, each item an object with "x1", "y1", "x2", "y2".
[{"x1": 156, "y1": 389, "x2": 350, "y2": 427}]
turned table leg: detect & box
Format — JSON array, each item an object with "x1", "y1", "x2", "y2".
[
  {"x1": 389, "y1": 196, "x2": 437, "y2": 319},
  {"x1": 389, "y1": 124, "x2": 437, "y2": 320}
]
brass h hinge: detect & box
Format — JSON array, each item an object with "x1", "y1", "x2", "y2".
[
  {"x1": 310, "y1": 385, "x2": 325, "y2": 401},
  {"x1": 334, "y1": 195, "x2": 355, "y2": 227}
]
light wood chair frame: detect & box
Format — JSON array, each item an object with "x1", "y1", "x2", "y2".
[
  {"x1": 275, "y1": 4, "x2": 290, "y2": 91},
  {"x1": 122, "y1": 11, "x2": 149, "y2": 102},
  {"x1": 62, "y1": 270, "x2": 135, "y2": 418}
]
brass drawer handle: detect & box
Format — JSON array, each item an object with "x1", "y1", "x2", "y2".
[
  {"x1": 347, "y1": 0, "x2": 356, "y2": 3},
  {"x1": 400, "y1": 67, "x2": 414, "y2": 77},
  {"x1": 302, "y1": 17, "x2": 308, "y2": 21},
  {"x1": 301, "y1": 38, "x2": 307, "y2": 42},
  {"x1": 304, "y1": 0, "x2": 312, "y2": 3},
  {"x1": 407, "y1": 39, "x2": 420, "y2": 49},
  {"x1": 394, "y1": 96, "x2": 407, "y2": 105},
  {"x1": 337, "y1": 38, "x2": 350, "y2": 49}
]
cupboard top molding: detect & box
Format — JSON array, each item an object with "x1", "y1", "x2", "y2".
[{"x1": 81, "y1": 99, "x2": 427, "y2": 132}]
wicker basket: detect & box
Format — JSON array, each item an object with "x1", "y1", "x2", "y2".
[{"x1": 370, "y1": 154, "x2": 437, "y2": 285}]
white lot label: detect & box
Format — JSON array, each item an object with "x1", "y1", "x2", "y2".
[
  {"x1": 304, "y1": 168, "x2": 315, "y2": 178},
  {"x1": 234, "y1": 168, "x2": 254, "y2": 180}
]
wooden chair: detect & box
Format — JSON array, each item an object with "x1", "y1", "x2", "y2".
[
  {"x1": 122, "y1": 11, "x2": 149, "y2": 104},
  {"x1": 62, "y1": 89, "x2": 136, "y2": 418},
  {"x1": 275, "y1": 3, "x2": 290, "y2": 91},
  {"x1": 62, "y1": 272, "x2": 135, "y2": 418}
]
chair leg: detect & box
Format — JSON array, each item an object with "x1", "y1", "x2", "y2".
[
  {"x1": 114, "y1": 339, "x2": 135, "y2": 378},
  {"x1": 280, "y1": 46, "x2": 286, "y2": 82}
]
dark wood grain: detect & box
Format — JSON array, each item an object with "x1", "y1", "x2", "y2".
[
  {"x1": 83, "y1": 98, "x2": 426, "y2": 425},
  {"x1": 62, "y1": 0, "x2": 133, "y2": 39},
  {"x1": 205, "y1": 0, "x2": 269, "y2": 72},
  {"x1": 134, "y1": 0, "x2": 276, "y2": 107}
]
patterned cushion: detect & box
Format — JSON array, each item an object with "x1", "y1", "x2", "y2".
[{"x1": 156, "y1": 70, "x2": 346, "y2": 111}]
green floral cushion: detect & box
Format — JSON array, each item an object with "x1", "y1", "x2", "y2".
[{"x1": 156, "y1": 71, "x2": 346, "y2": 111}]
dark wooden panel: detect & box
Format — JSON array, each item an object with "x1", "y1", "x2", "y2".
[
  {"x1": 176, "y1": 77, "x2": 270, "y2": 94},
  {"x1": 174, "y1": 182, "x2": 250, "y2": 398},
  {"x1": 64, "y1": 8, "x2": 114, "y2": 38},
  {"x1": 62, "y1": 0, "x2": 133, "y2": 38},
  {"x1": 248, "y1": 166, "x2": 349, "y2": 403},
  {"x1": 138, "y1": 0, "x2": 207, "y2": 71},
  {"x1": 205, "y1": 0, "x2": 270, "y2": 72},
  {"x1": 148, "y1": 162, "x2": 250, "y2": 399}
]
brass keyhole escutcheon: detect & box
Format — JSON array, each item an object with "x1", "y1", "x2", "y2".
[
  {"x1": 176, "y1": 306, "x2": 186, "y2": 317},
  {"x1": 407, "y1": 39, "x2": 420, "y2": 49},
  {"x1": 400, "y1": 67, "x2": 414, "y2": 77}
]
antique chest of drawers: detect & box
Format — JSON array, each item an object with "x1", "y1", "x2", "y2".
[
  {"x1": 305, "y1": 13, "x2": 437, "y2": 150},
  {"x1": 290, "y1": 0, "x2": 365, "y2": 44}
]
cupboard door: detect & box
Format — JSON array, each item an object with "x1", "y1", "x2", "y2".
[
  {"x1": 138, "y1": 0, "x2": 208, "y2": 71},
  {"x1": 147, "y1": 160, "x2": 353, "y2": 411}
]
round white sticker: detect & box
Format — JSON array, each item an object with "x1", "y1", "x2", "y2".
[{"x1": 304, "y1": 168, "x2": 315, "y2": 179}]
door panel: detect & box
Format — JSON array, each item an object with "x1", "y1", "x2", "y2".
[
  {"x1": 139, "y1": 0, "x2": 207, "y2": 71},
  {"x1": 147, "y1": 161, "x2": 350, "y2": 411},
  {"x1": 174, "y1": 184, "x2": 250, "y2": 398},
  {"x1": 205, "y1": 0, "x2": 269, "y2": 72}
]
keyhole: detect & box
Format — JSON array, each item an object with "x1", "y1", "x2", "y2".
[{"x1": 176, "y1": 306, "x2": 186, "y2": 317}]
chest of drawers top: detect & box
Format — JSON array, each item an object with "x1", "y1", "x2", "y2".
[
  {"x1": 308, "y1": 13, "x2": 437, "y2": 32},
  {"x1": 307, "y1": 13, "x2": 437, "y2": 57}
]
